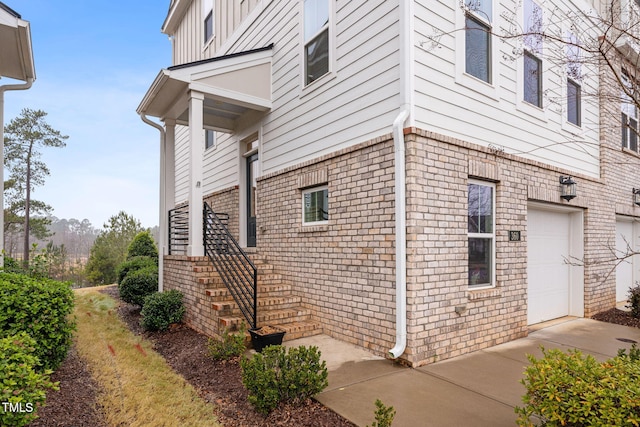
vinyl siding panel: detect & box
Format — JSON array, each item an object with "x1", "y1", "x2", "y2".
[
  {"x1": 202, "y1": 132, "x2": 238, "y2": 195},
  {"x1": 214, "y1": 0, "x2": 401, "y2": 176},
  {"x1": 413, "y1": 0, "x2": 600, "y2": 177}
]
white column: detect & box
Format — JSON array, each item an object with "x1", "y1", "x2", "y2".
[{"x1": 188, "y1": 92, "x2": 205, "y2": 256}]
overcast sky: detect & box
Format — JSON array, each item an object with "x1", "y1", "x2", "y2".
[{"x1": 3, "y1": 1, "x2": 172, "y2": 229}]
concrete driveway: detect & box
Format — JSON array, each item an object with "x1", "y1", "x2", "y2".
[{"x1": 286, "y1": 318, "x2": 640, "y2": 427}]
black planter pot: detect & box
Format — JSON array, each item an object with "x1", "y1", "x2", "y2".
[{"x1": 249, "y1": 327, "x2": 286, "y2": 352}]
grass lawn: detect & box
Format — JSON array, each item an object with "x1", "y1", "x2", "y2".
[{"x1": 73, "y1": 287, "x2": 221, "y2": 427}]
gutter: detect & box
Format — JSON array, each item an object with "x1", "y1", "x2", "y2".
[
  {"x1": 139, "y1": 113, "x2": 166, "y2": 292},
  {"x1": 0, "y1": 78, "x2": 34, "y2": 267}
]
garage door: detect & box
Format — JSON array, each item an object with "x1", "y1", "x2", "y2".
[
  {"x1": 527, "y1": 207, "x2": 572, "y2": 325},
  {"x1": 616, "y1": 219, "x2": 636, "y2": 302}
]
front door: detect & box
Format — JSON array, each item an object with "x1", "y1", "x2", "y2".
[{"x1": 246, "y1": 153, "x2": 258, "y2": 247}]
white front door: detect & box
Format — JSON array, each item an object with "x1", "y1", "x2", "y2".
[{"x1": 616, "y1": 218, "x2": 637, "y2": 302}]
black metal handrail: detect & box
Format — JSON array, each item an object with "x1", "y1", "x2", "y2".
[
  {"x1": 203, "y1": 202, "x2": 257, "y2": 329},
  {"x1": 168, "y1": 205, "x2": 189, "y2": 255}
]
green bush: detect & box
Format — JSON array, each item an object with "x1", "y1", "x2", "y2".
[
  {"x1": 0, "y1": 272, "x2": 75, "y2": 371},
  {"x1": 116, "y1": 255, "x2": 157, "y2": 285},
  {"x1": 240, "y1": 345, "x2": 328, "y2": 415},
  {"x1": 628, "y1": 282, "x2": 640, "y2": 318},
  {"x1": 140, "y1": 290, "x2": 185, "y2": 331},
  {"x1": 208, "y1": 324, "x2": 247, "y2": 360},
  {"x1": 0, "y1": 332, "x2": 58, "y2": 427},
  {"x1": 515, "y1": 347, "x2": 640, "y2": 426},
  {"x1": 127, "y1": 231, "x2": 158, "y2": 260},
  {"x1": 118, "y1": 266, "x2": 158, "y2": 307},
  {"x1": 367, "y1": 399, "x2": 396, "y2": 427}
]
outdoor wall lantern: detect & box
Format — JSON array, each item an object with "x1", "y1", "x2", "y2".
[
  {"x1": 559, "y1": 176, "x2": 577, "y2": 201},
  {"x1": 634, "y1": 188, "x2": 640, "y2": 207}
]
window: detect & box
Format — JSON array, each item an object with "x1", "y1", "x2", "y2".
[
  {"x1": 302, "y1": 186, "x2": 328, "y2": 225},
  {"x1": 464, "y1": 0, "x2": 492, "y2": 83},
  {"x1": 566, "y1": 32, "x2": 581, "y2": 126},
  {"x1": 468, "y1": 182, "x2": 495, "y2": 288},
  {"x1": 304, "y1": 0, "x2": 329, "y2": 85},
  {"x1": 567, "y1": 79, "x2": 581, "y2": 126},
  {"x1": 523, "y1": 0, "x2": 543, "y2": 107},
  {"x1": 203, "y1": 0, "x2": 213, "y2": 44},
  {"x1": 622, "y1": 71, "x2": 639, "y2": 151},
  {"x1": 205, "y1": 129, "x2": 215, "y2": 150}
]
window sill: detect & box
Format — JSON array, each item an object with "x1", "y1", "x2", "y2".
[
  {"x1": 467, "y1": 287, "x2": 501, "y2": 301},
  {"x1": 622, "y1": 147, "x2": 640, "y2": 159},
  {"x1": 300, "y1": 72, "x2": 336, "y2": 100},
  {"x1": 298, "y1": 224, "x2": 329, "y2": 233}
]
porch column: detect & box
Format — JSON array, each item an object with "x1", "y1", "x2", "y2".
[
  {"x1": 163, "y1": 118, "x2": 176, "y2": 257},
  {"x1": 188, "y1": 91, "x2": 205, "y2": 256}
]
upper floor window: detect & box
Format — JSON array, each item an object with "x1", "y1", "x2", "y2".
[
  {"x1": 304, "y1": 0, "x2": 329, "y2": 85},
  {"x1": 464, "y1": 0, "x2": 492, "y2": 83},
  {"x1": 622, "y1": 71, "x2": 639, "y2": 151},
  {"x1": 203, "y1": 0, "x2": 213, "y2": 44},
  {"x1": 205, "y1": 129, "x2": 216, "y2": 150},
  {"x1": 566, "y1": 32, "x2": 581, "y2": 127},
  {"x1": 523, "y1": 0, "x2": 543, "y2": 108}
]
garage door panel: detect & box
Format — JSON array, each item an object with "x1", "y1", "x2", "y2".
[
  {"x1": 616, "y1": 220, "x2": 635, "y2": 302},
  {"x1": 528, "y1": 208, "x2": 571, "y2": 325}
]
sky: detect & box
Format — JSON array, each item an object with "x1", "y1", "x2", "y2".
[{"x1": 2, "y1": 1, "x2": 172, "y2": 230}]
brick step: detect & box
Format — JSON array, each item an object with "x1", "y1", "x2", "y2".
[
  {"x1": 197, "y1": 271, "x2": 281, "y2": 286},
  {"x1": 206, "y1": 283, "x2": 292, "y2": 299},
  {"x1": 212, "y1": 295, "x2": 302, "y2": 313},
  {"x1": 279, "y1": 321, "x2": 323, "y2": 341},
  {"x1": 219, "y1": 308, "x2": 313, "y2": 328}
]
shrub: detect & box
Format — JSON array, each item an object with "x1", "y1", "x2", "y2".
[
  {"x1": 367, "y1": 399, "x2": 396, "y2": 427},
  {"x1": 628, "y1": 282, "x2": 640, "y2": 318},
  {"x1": 140, "y1": 290, "x2": 185, "y2": 331},
  {"x1": 515, "y1": 347, "x2": 640, "y2": 426},
  {"x1": 116, "y1": 255, "x2": 157, "y2": 285},
  {"x1": 0, "y1": 332, "x2": 58, "y2": 427},
  {"x1": 127, "y1": 231, "x2": 158, "y2": 260},
  {"x1": 208, "y1": 324, "x2": 247, "y2": 360},
  {"x1": 240, "y1": 345, "x2": 328, "y2": 415},
  {"x1": 0, "y1": 272, "x2": 75, "y2": 371},
  {"x1": 118, "y1": 266, "x2": 158, "y2": 307}
]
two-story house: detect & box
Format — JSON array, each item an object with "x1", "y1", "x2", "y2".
[{"x1": 138, "y1": 0, "x2": 640, "y2": 366}]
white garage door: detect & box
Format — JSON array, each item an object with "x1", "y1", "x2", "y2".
[
  {"x1": 528, "y1": 208, "x2": 572, "y2": 325},
  {"x1": 616, "y1": 219, "x2": 636, "y2": 302}
]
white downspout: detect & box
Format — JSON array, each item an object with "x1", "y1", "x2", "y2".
[
  {"x1": 0, "y1": 78, "x2": 34, "y2": 267},
  {"x1": 389, "y1": 0, "x2": 413, "y2": 359},
  {"x1": 139, "y1": 113, "x2": 166, "y2": 292}
]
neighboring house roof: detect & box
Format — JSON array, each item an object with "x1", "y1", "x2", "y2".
[
  {"x1": 138, "y1": 44, "x2": 273, "y2": 133},
  {"x1": 0, "y1": 1, "x2": 35, "y2": 81}
]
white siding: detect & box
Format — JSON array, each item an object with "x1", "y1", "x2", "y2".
[
  {"x1": 174, "y1": 125, "x2": 190, "y2": 205},
  {"x1": 414, "y1": 0, "x2": 601, "y2": 177},
  {"x1": 216, "y1": 0, "x2": 401, "y2": 176},
  {"x1": 202, "y1": 132, "x2": 239, "y2": 195}
]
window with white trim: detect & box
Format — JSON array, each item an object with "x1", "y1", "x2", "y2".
[
  {"x1": 205, "y1": 129, "x2": 215, "y2": 150},
  {"x1": 464, "y1": 0, "x2": 492, "y2": 83},
  {"x1": 304, "y1": 0, "x2": 329, "y2": 85},
  {"x1": 302, "y1": 186, "x2": 328, "y2": 225},
  {"x1": 203, "y1": 0, "x2": 213, "y2": 44},
  {"x1": 566, "y1": 31, "x2": 581, "y2": 127},
  {"x1": 622, "y1": 71, "x2": 639, "y2": 151},
  {"x1": 468, "y1": 181, "x2": 495, "y2": 288},
  {"x1": 523, "y1": 0, "x2": 543, "y2": 108}
]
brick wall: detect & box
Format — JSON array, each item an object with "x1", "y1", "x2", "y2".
[{"x1": 204, "y1": 186, "x2": 240, "y2": 241}]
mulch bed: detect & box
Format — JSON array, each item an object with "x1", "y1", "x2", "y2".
[
  {"x1": 30, "y1": 286, "x2": 355, "y2": 427},
  {"x1": 592, "y1": 307, "x2": 640, "y2": 328}
]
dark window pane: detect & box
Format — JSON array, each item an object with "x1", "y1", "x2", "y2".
[
  {"x1": 305, "y1": 29, "x2": 329, "y2": 85},
  {"x1": 205, "y1": 130, "x2": 215, "y2": 149},
  {"x1": 567, "y1": 79, "x2": 581, "y2": 126},
  {"x1": 632, "y1": 118, "x2": 638, "y2": 151},
  {"x1": 465, "y1": 16, "x2": 491, "y2": 83},
  {"x1": 469, "y1": 238, "x2": 492, "y2": 286},
  {"x1": 524, "y1": 51, "x2": 542, "y2": 107},
  {"x1": 623, "y1": 113, "x2": 629, "y2": 149},
  {"x1": 204, "y1": 11, "x2": 213, "y2": 43},
  {"x1": 468, "y1": 184, "x2": 493, "y2": 234},
  {"x1": 304, "y1": 189, "x2": 328, "y2": 223}
]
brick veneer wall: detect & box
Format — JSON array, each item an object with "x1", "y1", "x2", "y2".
[{"x1": 204, "y1": 186, "x2": 240, "y2": 241}]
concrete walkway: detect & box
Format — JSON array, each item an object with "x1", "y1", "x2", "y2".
[{"x1": 285, "y1": 318, "x2": 640, "y2": 427}]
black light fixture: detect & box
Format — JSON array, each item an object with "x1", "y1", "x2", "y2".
[
  {"x1": 559, "y1": 176, "x2": 577, "y2": 201},
  {"x1": 634, "y1": 188, "x2": 640, "y2": 207}
]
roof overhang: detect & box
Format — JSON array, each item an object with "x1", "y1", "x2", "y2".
[
  {"x1": 162, "y1": 0, "x2": 193, "y2": 35},
  {"x1": 615, "y1": 36, "x2": 640, "y2": 68},
  {"x1": 0, "y1": 2, "x2": 35, "y2": 81},
  {"x1": 137, "y1": 45, "x2": 273, "y2": 133}
]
